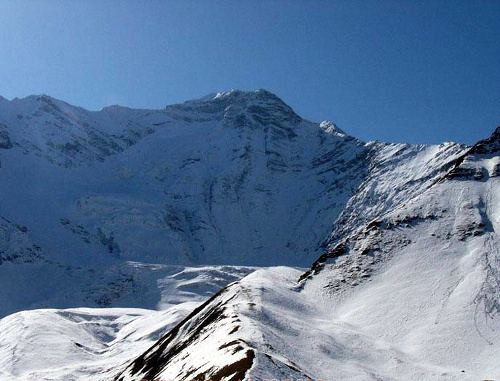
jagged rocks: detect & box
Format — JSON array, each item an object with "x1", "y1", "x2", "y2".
[
  {"x1": 0, "y1": 130, "x2": 13, "y2": 149},
  {"x1": 0, "y1": 217, "x2": 43, "y2": 265}
]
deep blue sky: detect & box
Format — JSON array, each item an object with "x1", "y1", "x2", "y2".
[{"x1": 0, "y1": 1, "x2": 499, "y2": 144}]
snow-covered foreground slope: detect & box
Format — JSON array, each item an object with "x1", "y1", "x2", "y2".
[
  {"x1": 117, "y1": 262, "x2": 499, "y2": 381},
  {"x1": 116, "y1": 129, "x2": 500, "y2": 381},
  {"x1": 0, "y1": 305, "x2": 195, "y2": 381},
  {"x1": 0, "y1": 265, "x2": 258, "y2": 381}
]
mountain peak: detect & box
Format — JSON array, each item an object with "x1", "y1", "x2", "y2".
[
  {"x1": 100, "y1": 104, "x2": 132, "y2": 112},
  {"x1": 184, "y1": 89, "x2": 290, "y2": 110},
  {"x1": 15, "y1": 94, "x2": 79, "y2": 112},
  {"x1": 23, "y1": 94, "x2": 60, "y2": 103},
  {"x1": 168, "y1": 89, "x2": 302, "y2": 125},
  {"x1": 469, "y1": 125, "x2": 500, "y2": 155},
  {"x1": 493, "y1": 125, "x2": 500, "y2": 137},
  {"x1": 319, "y1": 120, "x2": 347, "y2": 137},
  {"x1": 211, "y1": 89, "x2": 282, "y2": 102}
]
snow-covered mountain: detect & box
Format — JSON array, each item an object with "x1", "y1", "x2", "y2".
[
  {"x1": 0, "y1": 90, "x2": 464, "y2": 315},
  {"x1": 0, "y1": 90, "x2": 498, "y2": 380},
  {"x1": 0, "y1": 90, "x2": 369, "y2": 268},
  {"x1": 116, "y1": 126, "x2": 500, "y2": 381}
]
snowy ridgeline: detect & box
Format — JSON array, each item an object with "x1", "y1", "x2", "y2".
[{"x1": 0, "y1": 90, "x2": 499, "y2": 380}]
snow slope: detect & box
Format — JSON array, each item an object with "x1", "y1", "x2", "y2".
[
  {"x1": 116, "y1": 128, "x2": 500, "y2": 381},
  {"x1": 0, "y1": 305, "x2": 195, "y2": 381},
  {"x1": 0, "y1": 265, "x2": 257, "y2": 380}
]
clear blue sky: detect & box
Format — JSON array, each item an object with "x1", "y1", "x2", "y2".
[{"x1": 0, "y1": 1, "x2": 499, "y2": 144}]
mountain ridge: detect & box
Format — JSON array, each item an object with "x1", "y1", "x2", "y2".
[
  {"x1": 116, "y1": 124, "x2": 500, "y2": 381},
  {"x1": 0, "y1": 90, "x2": 480, "y2": 317},
  {"x1": 0, "y1": 90, "x2": 499, "y2": 380}
]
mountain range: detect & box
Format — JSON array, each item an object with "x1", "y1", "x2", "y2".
[{"x1": 0, "y1": 90, "x2": 498, "y2": 380}]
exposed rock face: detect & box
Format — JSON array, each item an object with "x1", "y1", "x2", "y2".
[
  {"x1": 0, "y1": 130, "x2": 13, "y2": 149},
  {"x1": 447, "y1": 125, "x2": 500, "y2": 180},
  {"x1": 115, "y1": 286, "x2": 256, "y2": 381},
  {"x1": 470, "y1": 125, "x2": 500, "y2": 155},
  {"x1": 0, "y1": 215, "x2": 43, "y2": 265}
]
